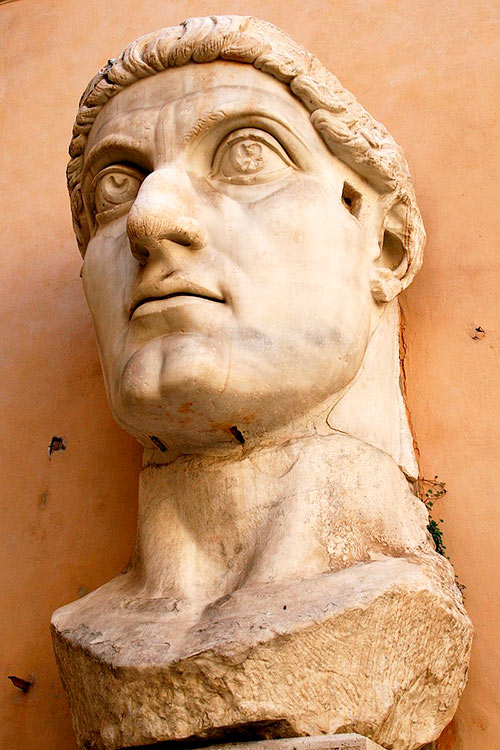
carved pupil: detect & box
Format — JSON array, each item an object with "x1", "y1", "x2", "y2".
[
  {"x1": 230, "y1": 141, "x2": 264, "y2": 174},
  {"x1": 103, "y1": 174, "x2": 134, "y2": 200},
  {"x1": 96, "y1": 172, "x2": 139, "y2": 212}
]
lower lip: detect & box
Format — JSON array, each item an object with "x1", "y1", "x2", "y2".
[{"x1": 131, "y1": 295, "x2": 225, "y2": 320}]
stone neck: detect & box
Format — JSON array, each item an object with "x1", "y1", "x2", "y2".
[{"x1": 132, "y1": 432, "x2": 429, "y2": 609}]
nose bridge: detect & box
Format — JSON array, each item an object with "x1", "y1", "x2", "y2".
[{"x1": 126, "y1": 164, "x2": 207, "y2": 259}]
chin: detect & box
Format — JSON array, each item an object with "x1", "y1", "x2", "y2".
[
  {"x1": 112, "y1": 374, "x2": 291, "y2": 454},
  {"x1": 105, "y1": 331, "x2": 369, "y2": 452},
  {"x1": 115, "y1": 333, "x2": 229, "y2": 405},
  {"x1": 108, "y1": 337, "x2": 248, "y2": 451},
  {"x1": 112, "y1": 390, "x2": 260, "y2": 454}
]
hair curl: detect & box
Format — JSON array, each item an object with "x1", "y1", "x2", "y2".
[{"x1": 67, "y1": 15, "x2": 424, "y2": 292}]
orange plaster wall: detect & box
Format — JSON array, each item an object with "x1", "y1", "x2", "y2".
[{"x1": 0, "y1": 1, "x2": 498, "y2": 748}]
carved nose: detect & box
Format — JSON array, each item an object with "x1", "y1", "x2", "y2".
[
  {"x1": 127, "y1": 214, "x2": 207, "y2": 263},
  {"x1": 126, "y1": 168, "x2": 208, "y2": 264}
]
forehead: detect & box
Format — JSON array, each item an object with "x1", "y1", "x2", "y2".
[{"x1": 86, "y1": 61, "x2": 317, "y2": 154}]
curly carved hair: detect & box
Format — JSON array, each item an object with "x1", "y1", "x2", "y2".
[{"x1": 67, "y1": 15, "x2": 424, "y2": 295}]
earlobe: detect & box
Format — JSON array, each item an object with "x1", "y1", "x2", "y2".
[
  {"x1": 370, "y1": 266, "x2": 404, "y2": 303},
  {"x1": 370, "y1": 228, "x2": 408, "y2": 302}
]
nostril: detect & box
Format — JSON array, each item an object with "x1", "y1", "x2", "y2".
[
  {"x1": 127, "y1": 216, "x2": 207, "y2": 259},
  {"x1": 169, "y1": 233, "x2": 191, "y2": 248},
  {"x1": 131, "y1": 243, "x2": 150, "y2": 264},
  {"x1": 164, "y1": 227, "x2": 206, "y2": 250}
]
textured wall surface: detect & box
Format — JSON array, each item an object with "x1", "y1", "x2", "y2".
[{"x1": 0, "y1": 1, "x2": 498, "y2": 748}]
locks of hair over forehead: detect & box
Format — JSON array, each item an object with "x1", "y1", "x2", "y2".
[{"x1": 67, "y1": 15, "x2": 425, "y2": 295}]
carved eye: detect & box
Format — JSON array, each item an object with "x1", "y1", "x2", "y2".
[
  {"x1": 91, "y1": 165, "x2": 144, "y2": 218},
  {"x1": 211, "y1": 128, "x2": 295, "y2": 185}
]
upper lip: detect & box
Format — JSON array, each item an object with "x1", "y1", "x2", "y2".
[{"x1": 130, "y1": 278, "x2": 225, "y2": 318}]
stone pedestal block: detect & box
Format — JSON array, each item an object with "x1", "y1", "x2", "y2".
[
  {"x1": 128, "y1": 734, "x2": 434, "y2": 750},
  {"x1": 203, "y1": 736, "x2": 384, "y2": 750},
  {"x1": 52, "y1": 554, "x2": 470, "y2": 750}
]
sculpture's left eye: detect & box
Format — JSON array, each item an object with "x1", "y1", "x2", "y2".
[
  {"x1": 210, "y1": 128, "x2": 295, "y2": 185},
  {"x1": 91, "y1": 165, "x2": 144, "y2": 220}
]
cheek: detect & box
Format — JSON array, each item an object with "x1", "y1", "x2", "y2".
[
  {"x1": 82, "y1": 222, "x2": 135, "y2": 363},
  {"x1": 222, "y1": 177, "x2": 372, "y2": 328},
  {"x1": 212, "y1": 178, "x2": 374, "y2": 394}
]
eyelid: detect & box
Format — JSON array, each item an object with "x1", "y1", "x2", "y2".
[
  {"x1": 82, "y1": 135, "x2": 151, "y2": 183},
  {"x1": 94, "y1": 199, "x2": 136, "y2": 226},
  {"x1": 190, "y1": 110, "x2": 311, "y2": 166},
  {"x1": 83, "y1": 164, "x2": 146, "y2": 234},
  {"x1": 90, "y1": 164, "x2": 145, "y2": 206},
  {"x1": 210, "y1": 128, "x2": 295, "y2": 174},
  {"x1": 209, "y1": 127, "x2": 299, "y2": 188},
  {"x1": 88, "y1": 163, "x2": 146, "y2": 225}
]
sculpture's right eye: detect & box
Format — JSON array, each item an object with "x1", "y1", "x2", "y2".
[{"x1": 90, "y1": 165, "x2": 144, "y2": 222}]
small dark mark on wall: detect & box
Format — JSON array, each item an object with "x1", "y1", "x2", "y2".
[
  {"x1": 48, "y1": 436, "x2": 67, "y2": 458},
  {"x1": 150, "y1": 435, "x2": 167, "y2": 451},
  {"x1": 229, "y1": 425, "x2": 245, "y2": 444},
  {"x1": 38, "y1": 492, "x2": 48, "y2": 510},
  {"x1": 470, "y1": 325, "x2": 486, "y2": 341},
  {"x1": 78, "y1": 585, "x2": 89, "y2": 598},
  {"x1": 8, "y1": 675, "x2": 32, "y2": 693}
]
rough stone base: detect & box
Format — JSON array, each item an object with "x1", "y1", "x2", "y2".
[
  {"x1": 174, "y1": 736, "x2": 383, "y2": 750},
  {"x1": 123, "y1": 734, "x2": 432, "y2": 749},
  {"x1": 52, "y1": 553, "x2": 471, "y2": 750},
  {"x1": 195, "y1": 736, "x2": 383, "y2": 750}
]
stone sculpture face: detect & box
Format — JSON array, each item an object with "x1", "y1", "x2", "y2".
[
  {"x1": 81, "y1": 62, "x2": 385, "y2": 452},
  {"x1": 52, "y1": 18, "x2": 471, "y2": 750}
]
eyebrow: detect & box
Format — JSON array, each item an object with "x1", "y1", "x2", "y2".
[
  {"x1": 180, "y1": 104, "x2": 311, "y2": 157},
  {"x1": 82, "y1": 100, "x2": 312, "y2": 181},
  {"x1": 182, "y1": 110, "x2": 229, "y2": 145},
  {"x1": 82, "y1": 135, "x2": 151, "y2": 181},
  {"x1": 82, "y1": 113, "x2": 231, "y2": 177}
]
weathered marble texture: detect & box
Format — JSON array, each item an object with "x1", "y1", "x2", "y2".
[
  {"x1": 190, "y1": 737, "x2": 395, "y2": 750},
  {"x1": 52, "y1": 15, "x2": 472, "y2": 750}
]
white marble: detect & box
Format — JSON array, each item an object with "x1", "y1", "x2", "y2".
[{"x1": 52, "y1": 16, "x2": 472, "y2": 750}]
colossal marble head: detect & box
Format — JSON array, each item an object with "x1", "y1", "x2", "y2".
[
  {"x1": 68, "y1": 15, "x2": 425, "y2": 456},
  {"x1": 54, "y1": 19, "x2": 474, "y2": 750}
]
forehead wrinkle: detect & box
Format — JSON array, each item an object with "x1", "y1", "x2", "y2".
[
  {"x1": 87, "y1": 104, "x2": 159, "y2": 152},
  {"x1": 94, "y1": 76, "x2": 317, "y2": 145},
  {"x1": 85, "y1": 77, "x2": 336, "y2": 181},
  {"x1": 174, "y1": 84, "x2": 314, "y2": 140}
]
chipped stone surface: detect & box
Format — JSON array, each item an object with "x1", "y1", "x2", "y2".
[
  {"x1": 195, "y1": 736, "x2": 384, "y2": 750},
  {"x1": 53, "y1": 542, "x2": 471, "y2": 749},
  {"x1": 52, "y1": 15, "x2": 472, "y2": 750}
]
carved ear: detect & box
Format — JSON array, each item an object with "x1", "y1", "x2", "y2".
[{"x1": 370, "y1": 198, "x2": 423, "y2": 303}]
